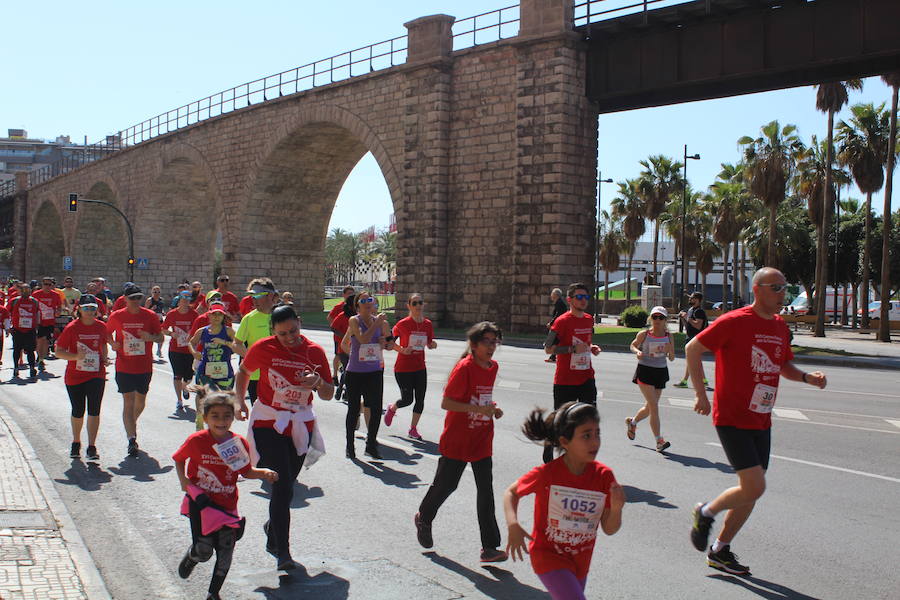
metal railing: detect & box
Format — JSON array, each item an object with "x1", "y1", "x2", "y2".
[
  {"x1": 452, "y1": 5, "x2": 520, "y2": 49},
  {"x1": 0, "y1": 179, "x2": 15, "y2": 199},
  {"x1": 574, "y1": 0, "x2": 703, "y2": 27}
]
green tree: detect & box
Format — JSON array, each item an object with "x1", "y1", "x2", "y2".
[
  {"x1": 597, "y1": 210, "x2": 626, "y2": 313},
  {"x1": 610, "y1": 178, "x2": 646, "y2": 303},
  {"x1": 744, "y1": 197, "x2": 817, "y2": 298},
  {"x1": 638, "y1": 155, "x2": 684, "y2": 283},
  {"x1": 877, "y1": 71, "x2": 900, "y2": 341}
]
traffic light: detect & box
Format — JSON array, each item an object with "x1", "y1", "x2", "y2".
[
  {"x1": 127, "y1": 257, "x2": 135, "y2": 266},
  {"x1": 68, "y1": 193, "x2": 78, "y2": 212}
]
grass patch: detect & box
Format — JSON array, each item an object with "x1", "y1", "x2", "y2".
[
  {"x1": 790, "y1": 345, "x2": 859, "y2": 357},
  {"x1": 592, "y1": 326, "x2": 687, "y2": 350}
]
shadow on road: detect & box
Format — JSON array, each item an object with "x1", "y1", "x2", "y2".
[
  {"x1": 394, "y1": 434, "x2": 440, "y2": 457},
  {"x1": 168, "y1": 406, "x2": 197, "y2": 423},
  {"x1": 424, "y1": 552, "x2": 546, "y2": 599},
  {"x1": 251, "y1": 481, "x2": 324, "y2": 509},
  {"x1": 350, "y1": 457, "x2": 423, "y2": 489},
  {"x1": 660, "y1": 450, "x2": 733, "y2": 474},
  {"x1": 250, "y1": 563, "x2": 350, "y2": 599},
  {"x1": 708, "y1": 573, "x2": 822, "y2": 599},
  {"x1": 108, "y1": 452, "x2": 174, "y2": 482},
  {"x1": 622, "y1": 484, "x2": 678, "y2": 509},
  {"x1": 54, "y1": 459, "x2": 114, "y2": 491}
]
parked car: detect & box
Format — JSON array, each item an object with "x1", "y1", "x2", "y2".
[{"x1": 857, "y1": 300, "x2": 900, "y2": 321}]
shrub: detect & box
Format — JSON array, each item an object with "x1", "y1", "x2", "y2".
[{"x1": 620, "y1": 305, "x2": 649, "y2": 328}]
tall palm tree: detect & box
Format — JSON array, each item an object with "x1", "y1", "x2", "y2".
[
  {"x1": 739, "y1": 120, "x2": 804, "y2": 267},
  {"x1": 638, "y1": 155, "x2": 684, "y2": 283},
  {"x1": 597, "y1": 210, "x2": 626, "y2": 313},
  {"x1": 878, "y1": 71, "x2": 900, "y2": 341},
  {"x1": 836, "y1": 102, "x2": 892, "y2": 328},
  {"x1": 662, "y1": 186, "x2": 702, "y2": 298},
  {"x1": 610, "y1": 179, "x2": 647, "y2": 303},
  {"x1": 812, "y1": 79, "x2": 862, "y2": 336},
  {"x1": 706, "y1": 184, "x2": 745, "y2": 309}
]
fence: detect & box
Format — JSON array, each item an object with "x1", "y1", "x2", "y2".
[{"x1": 574, "y1": 0, "x2": 708, "y2": 27}]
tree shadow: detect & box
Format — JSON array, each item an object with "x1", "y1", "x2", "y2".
[
  {"x1": 708, "y1": 573, "x2": 822, "y2": 599},
  {"x1": 107, "y1": 452, "x2": 173, "y2": 482},
  {"x1": 349, "y1": 457, "x2": 423, "y2": 489},
  {"x1": 424, "y1": 552, "x2": 546, "y2": 599},
  {"x1": 622, "y1": 485, "x2": 678, "y2": 509},
  {"x1": 54, "y1": 460, "x2": 114, "y2": 492},
  {"x1": 250, "y1": 481, "x2": 324, "y2": 509},
  {"x1": 248, "y1": 562, "x2": 350, "y2": 599}
]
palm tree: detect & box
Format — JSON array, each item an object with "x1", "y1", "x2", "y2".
[
  {"x1": 610, "y1": 179, "x2": 647, "y2": 303},
  {"x1": 836, "y1": 102, "x2": 892, "y2": 328},
  {"x1": 597, "y1": 210, "x2": 626, "y2": 313},
  {"x1": 811, "y1": 79, "x2": 862, "y2": 336},
  {"x1": 662, "y1": 186, "x2": 702, "y2": 298},
  {"x1": 878, "y1": 71, "x2": 900, "y2": 342},
  {"x1": 638, "y1": 155, "x2": 684, "y2": 283},
  {"x1": 706, "y1": 183, "x2": 745, "y2": 309},
  {"x1": 694, "y1": 232, "x2": 720, "y2": 301},
  {"x1": 739, "y1": 120, "x2": 803, "y2": 267}
]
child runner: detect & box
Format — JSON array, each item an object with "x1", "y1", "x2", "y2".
[
  {"x1": 414, "y1": 321, "x2": 508, "y2": 563},
  {"x1": 54, "y1": 294, "x2": 109, "y2": 461},
  {"x1": 9, "y1": 282, "x2": 40, "y2": 379},
  {"x1": 174, "y1": 387, "x2": 278, "y2": 600},
  {"x1": 330, "y1": 296, "x2": 355, "y2": 401},
  {"x1": 145, "y1": 285, "x2": 168, "y2": 358},
  {"x1": 189, "y1": 306, "x2": 237, "y2": 430},
  {"x1": 385, "y1": 293, "x2": 437, "y2": 440},
  {"x1": 32, "y1": 277, "x2": 62, "y2": 372},
  {"x1": 0, "y1": 301, "x2": 10, "y2": 367},
  {"x1": 504, "y1": 401, "x2": 625, "y2": 600},
  {"x1": 162, "y1": 291, "x2": 198, "y2": 412},
  {"x1": 625, "y1": 306, "x2": 675, "y2": 452}
]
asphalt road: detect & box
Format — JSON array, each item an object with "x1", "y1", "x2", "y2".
[{"x1": 1, "y1": 329, "x2": 898, "y2": 600}]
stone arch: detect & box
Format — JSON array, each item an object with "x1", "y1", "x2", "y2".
[
  {"x1": 135, "y1": 144, "x2": 221, "y2": 293},
  {"x1": 70, "y1": 181, "x2": 130, "y2": 290},
  {"x1": 26, "y1": 200, "x2": 65, "y2": 280},
  {"x1": 236, "y1": 105, "x2": 402, "y2": 311}
]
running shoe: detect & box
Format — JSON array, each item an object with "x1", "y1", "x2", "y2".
[
  {"x1": 480, "y1": 548, "x2": 509, "y2": 563},
  {"x1": 691, "y1": 503, "x2": 715, "y2": 551},
  {"x1": 86, "y1": 446, "x2": 99, "y2": 461},
  {"x1": 12, "y1": 368, "x2": 18, "y2": 379},
  {"x1": 277, "y1": 556, "x2": 300, "y2": 571},
  {"x1": 206, "y1": 593, "x2": 221, "y2": 600},
  {"x1": 365, "y1": 446, "x2": 382, "y2": 460},
  {"x1": 29, "y1": 368, "x2": 37, "y2": 379},
  {"x1": 70, "y1": 442, "x2": 81, "y2": 458},
  {"x1": 674, "y1": 380, "x2": 688, "y2": 388},
  {"x1": 182, "y1": 389, "x2": 190, "y2": 401},
  {"x1": 707, "y1": 545, "x2": 750, "y2": 575},
  {"x1": 625, "y1": 417, "x2": 636, "y2": 440},
  {"x1": 156, "y1": 350, "x2": 163, "y2": 358},
  {"x1": 384, "y1": 404, "x2": 397, "y2": 426},
  {"x1": 656, "y1": 438, "x2": 671, "y2": 453},
  {"x1": 414, "y1": 512, "x2": 433, "y2": 549},
  {"x1": 346, "y1": 446, "x2": 356, "y2": 459},
  {"x1": 37, "y1": 360, "x2": 45, "y2": 373},
  {"x1": 408, "y1": 427, "x2": 423, "y2": 441},
  {"x1": 127, "y1": 438, "x2": 139, "y2": 457},
  {"x1": 175, "y1": 401, "x2": 184, "y2": 412},
  {"x1": 177, "y1": 552, "x2": 197, "y2": 579}
]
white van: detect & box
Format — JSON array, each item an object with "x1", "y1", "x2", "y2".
[
  {"x1": 857, "y1": 300, "x2": 900, "y2": 321},
  {"x1": 781, "y1": 288, "x2": 851, "y2": 318}
]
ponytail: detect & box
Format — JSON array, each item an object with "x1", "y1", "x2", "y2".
[{"x1": 521, "y1": 401, "x2": 600, "y2": 450}]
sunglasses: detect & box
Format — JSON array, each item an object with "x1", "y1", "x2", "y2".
[
  {"x1": 251, "y1": 292, "x2": 271, "y2": 299},
  {"x1": 651, "y1": 314, "x2": 667, "y2": 320},
  {"x1": 218, "y1": 277, "x2": 229, "y2": 282},
  {"x1": 410, "y1": 300, "x2": 425, "y2": 306},
  {"x1": 128, "y1": 294, "x2": 144, "y2": 300},
  {"x1": 570, "y1": 293, "x2": 590, "y2": 301},
  {"x1": 758, "y1": 283, "x2": 787, "y2": 293},
  {"x1": 79, "y1": 306, "x2": 98, "y2": 312},
  {"x1": 358, "y1": 297, "x2": 376, "y2": 304}
]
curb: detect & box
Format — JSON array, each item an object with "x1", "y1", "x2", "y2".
[{"x1": 0, "y1": 404, "x2": 113, "y2": 600}]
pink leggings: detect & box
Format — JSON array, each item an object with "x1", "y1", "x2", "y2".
[{"x1": 537, "y1": 569, "x2": 587, "y2": 600}]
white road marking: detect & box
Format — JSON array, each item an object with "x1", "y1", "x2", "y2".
[
  {"x1": 706, "y1": 443, "x2": 900, "y2": 484},
  {"x1": 772, "y1": 408, "x2": 809, "y2": 420},
  {"x1": 496, "y1": 379, "x2": 521, "y2": 389},
  {"x1": 668, "y1": 398, "x2": 695, "y2": 407},
  {"x1": 886, "y1": 419, "x2": 900, "y2": 430},
  {"x1": 821, "y1": 388, "x2": 899, "y2": 399}
]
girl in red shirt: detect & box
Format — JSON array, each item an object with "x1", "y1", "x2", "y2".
[
  {"x1": 414, "y1": 321, "x2": 508, "y2": 563},
  {"x1": 504, "y1": 402, "x2": 625, "y2": 600}
]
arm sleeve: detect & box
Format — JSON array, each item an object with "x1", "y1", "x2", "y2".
[
  {"x1": 443, "y1": 361, "x2": 470, "y2": 401},
  {"x1": 172, "y1": 435, "x2": 195, "y2": 463},
  {"x1": 693, "y1": 312, "x2": 732, "y2": 352},
  {"x1": 56, "y1": 326, "x2": 73, "y2": 352},
  {"x1": 241, "y1": 342, "x2": 262, "y2": 373},
  {"x1": 515, "y1": 464, "x2": 544, "y2": 497}
]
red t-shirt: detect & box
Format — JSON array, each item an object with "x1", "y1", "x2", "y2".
[
  {"x1": 393, "y1": 317, "x2": 434, "y2": 373},
  {"x1": 56, "y1": 319, "x2": 109, "y2": 385},
  {"x1": 328, "y1": 301, "x2": 345, "y2": 324},
  {"x1": 199, "y1": 291, "x2": 239, "y2": 316},
  {"x1": 331, "y1": 312, "x2": 350, "y2": 346},
  {"x1": 239, "y1": 295, "x2": 254, "y2": 316},
  {"x1": 190, "y1": 312, "x2": 232, "y2": 336},
  {"x1": 516, "y1": 458, "x2": 616, "y2": 579},
  {"x1": 438, "y1": 355, "x2": 498, "y2": 462},
  {"x1": 162, "y1": 309, "x2": 199, "y2": 354},
  {"x1": 112, "y1": 295, "x2": 127, "y2": 312},
  {"x1": 172, "y1": 430, "x2": 252, "y2": 511},
  {"x1": 694, "y1": 305, "x2": 794, "y2": 430},
  {"x1": 0, "y1": 305, "x2": 10, "y2": 329},
  {"x1": 107, "y1": 307, "x2": 163, "y2": 374},
  {"x1": 9, "y1": 297, "x2": 39, "y2": 332},
  {"x1": 190, "y1": 294, "x2": 204, "y2": 311},
  {"x1": 242, "y1": 336, "x2": 333, "y2": 432},
  {"x1": 551, "y1": 312, "x2": 596, "y2": 385},
  {"x1": 32, "y1": 289, "x2": 62, "y2": 326}
]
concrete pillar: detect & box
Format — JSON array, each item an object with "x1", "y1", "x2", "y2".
[
  {"x1": 12, "y1": 172, "x2": 28, "y2": 279},
  {"x1": 404, "y1": 14, "x2": 455, "y2": 64},
  {"x1": 519, "y1": 0, "x2": 574, "y2": 38}
]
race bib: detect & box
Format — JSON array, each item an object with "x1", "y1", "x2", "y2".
[
  {"x1": 268, "y1": 368, "x2": 313, "y2": 411},
  {"x1": 571, "y1": 337, "x2": 591, "y2": 371},
  {"x1": 39, "y1": 303, "x2": 54, "y2": 321},
  {"x1": 18, "y1": 312, "x2": 32, "y2": 329},
  {"x1": 471, "y1": 393, "x2": 493, "y2": 422},
  {"x1": 213, "y1": 436, "x2": 250, "y2": 472},
  {"x1": 123, "y1": 331, "x2": 145, "y2": 356},
  {"x1": 359, "y1": 343, "x2": 382, "y2": 363},
  {"x1": 76, "y1": 342, "x2": 100, "y2": 372},
  {"x1": 749, "y1": 383, "x2": 778, "y2": 413},
  {"x1": 648, "y1": 341, "x2": 668, "y2": 358},
  {"x1": 548, "y1": 485, "x2": 606, "y2": 534},
  {"x1": 173, "y1": 327, "x2": 189, "y2": 347},
  {"x1": 204, "y1": 361, "x2": 229, "y2": 379},
  {"x1": 409, "y1": 333, "x2": 428, "y2": 352}
]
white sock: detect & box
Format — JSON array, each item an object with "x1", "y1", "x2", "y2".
[
  {"x1": 700, "y1": 503, "x2": 716, "y2": 518},
  {"x1": 711, "y1": 539, "x2": 727, "y2": 553}
]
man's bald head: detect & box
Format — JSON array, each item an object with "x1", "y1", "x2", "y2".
[{"x1": 752, "y1": 267, "x2": 785, "y2": 286}]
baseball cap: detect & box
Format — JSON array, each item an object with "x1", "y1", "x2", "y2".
[
  {"x1": 650, "y1": 306, "x2": 668, "y2": 317},
  {"x1": 208, "y1": 304, "x2": 227, "y2": 314},
  {"x1": 123, "y1": 284, "x2": 143, "y2": 298},
  {"x1": 78, "y1": 294, "x2": 99, "y2": 307},
  {"x1": 206, "y1": 290, "x2": 223, "y2": 302}
]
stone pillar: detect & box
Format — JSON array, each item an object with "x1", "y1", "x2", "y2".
[
  {"x1": 404, "y1": 15, "x2": 455, "y2": 64},
  {"x1": 12, "y1": 172, "x2": 28, "y2": 279},
  {"x1": 519, "y1": 0, "x2": 574, "y2": 38}
]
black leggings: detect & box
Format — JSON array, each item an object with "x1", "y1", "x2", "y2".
[
  {"x1": 187, "y1": 499, "x2": 238, "y2": 596},
  {"x1": 66, "y1": 378, "x2": 105, "y2": 418},
  {"x1": 247, "y1": 380, "x2": 259, "y2": 406},
  {"x1": 12, "y1": 330, "x2": 36, "y2": 369},
  {"x1": 345, "y1": 370, "x2": 383, "y2": 451},
  {"x1": 418, "y1": 456, "x2": 501, "y2": 550},
  {"x1": 253, "y1": 427, "x2": 306, "y2": 558},
  {"x1": 394, "y1": 369, "x2": 427, "y2": 414}
]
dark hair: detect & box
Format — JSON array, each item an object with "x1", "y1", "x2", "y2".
[
  {"x1": 342, "y1": 285, "x2": 355, "y2": 294},
  {"x1": 191, "y1": 385, "x2": 237, "y2": 417},
  {"x1": 522, "y1": 401, "x2": 600, "y2": 450},
  {"x1": 459, "y1": 321, "x2": 502, "y2": 361},
  {"x1": 353, "y1": 290, "x2": 372, "y2": 309},
  {"x1": 567, "y1": 282, "x2": 590, "y2": 297},
  {"x1": 343, "y1": 295, "x2": 358, "y2": 317},
  {"x1": 270, "y1": 304, "x2": 299, "y2": 329},
  {"x1": 690, "y1": 292, "x2": 703, "y2": 300}
]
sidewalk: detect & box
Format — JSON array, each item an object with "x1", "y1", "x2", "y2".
[{"x1": 0, "y1": 404, "x2": 110, "y2": 600}]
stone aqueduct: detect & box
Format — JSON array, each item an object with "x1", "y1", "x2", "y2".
[{"x1": 17, "y1": 1, "x2": 596, "y2": 333}]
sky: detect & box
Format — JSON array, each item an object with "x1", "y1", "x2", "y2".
[{"x1": 4, "y1": 1, "x2": 896, "y2": 235}]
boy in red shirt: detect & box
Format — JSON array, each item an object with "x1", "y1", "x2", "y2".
[
  {"x1": 32, "y1": 277, "x2": 62, "y2": 372},
  {"x1": 8, "y1": 282, "x2": 40, "y2": 379}
]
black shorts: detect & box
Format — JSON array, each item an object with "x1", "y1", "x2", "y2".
[
  {"x1": 168, "y1": 351, "x2": 194, "y2": 381},
  {"x1": 66, "y1": 378, "x2": 105, "y2": 418},
  {"x1": 116, "y1": 372, "x2": 152, "y2": 395},
  {"x1": 37, "y1": 325, "x2": 54, "y2": 339},
  {"x1": 716, "y1": 425, "x2": 772, "y2": 471},
  {"x1": 632, "y1": 364, "x2": 669, "y2": 389},
  {"x1": 552, "y1": 378, "x2": 597, "y2": 408}
]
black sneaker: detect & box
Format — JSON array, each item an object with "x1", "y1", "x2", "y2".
[
  {"x1": 70, "y1": 442, "x2": 81, "y2": 458},
  {"x1": 127, "y1": 438, "x2": 139, "y2": 457},
  {"x1": 178, "y1": 552, "x2": 197, "y2": 578},
  {"x1": 277, "y1": 555, "x2": 300, "y2": 571},
  {"x1": 29, "y1": 368, "x2": 37, "y2": 379},
  {"x1": 707, "y1": 545, "x2": 751, "y2": 575},
  {"x1": 480, "y1": 548, "x2": 509, "y2": 563},
  {"x1": 691, "y1": 502, "x2": 715, "y2": 551},
  {"x1": 365, "y1": 445, "x2": 382, "y2": 460},
  {"x1": 37, "y1": 360, "x2": 45, "y2": 373},
  {"x1": 414, "y1": 512, "x2": 433, "y2": 549},
  {"x1": 182, "y1": 389, "x2": 190, "y2": 401},
  {"x1": 263, "y1": 521, "x2": 278, "y2": 557},
  {"x1": 86, "y1": 446, "x2": 99, "y2": 461}
]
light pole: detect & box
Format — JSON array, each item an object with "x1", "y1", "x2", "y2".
[
  {"x1": 680, "y1": 145, "x2": 700, "y2": 323},
  {"x1": 595, "y1": 169, "x2": 613, "y2": 313}
]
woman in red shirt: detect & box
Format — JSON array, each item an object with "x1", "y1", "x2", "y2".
[
  {"x1": 414, "y1": 321, "x2": 508, "y2": 563},
  {"x1": 504, "y1": 401, "x2": 625, "y2": 600}
]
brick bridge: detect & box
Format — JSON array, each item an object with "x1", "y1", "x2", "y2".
[{"x1": 10, "y1": 0, "x2": 900, "y2": 332}]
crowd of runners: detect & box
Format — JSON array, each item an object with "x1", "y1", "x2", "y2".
[{"x1": 0, "y1": 267, "x2": 827, "y2": 600}]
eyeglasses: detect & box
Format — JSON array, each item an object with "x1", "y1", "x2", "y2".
[
  {"x1": 651, "y1": 314, "x2": 667, "y2": 320},
  {"x1": 250, "y1": 292, "x2": 270, "y2": 299},
  {"x1": 410, "y1": 300, "x2": 424, "y2": 306},
  {"x1": 358, "y1": 297, "x2": 376, "y2": 304},
  {"x1": 571, "y1": 294, "x2": 590, "y2": 301},
  {"x1": 758, "y1": 283, "x2": 787, "y2": 293}
]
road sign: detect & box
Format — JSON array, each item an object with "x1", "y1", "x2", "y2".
[
  {"x1": 136, "y1": 257, "x2": 149, "y2": 270},
  {"x1": 63, "y1": 256, "x2": 72, "y2": 271}
]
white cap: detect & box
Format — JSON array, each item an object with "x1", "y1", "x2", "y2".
[{"x1": 650, "y1": 306, "x2": 668, "y2": 317}]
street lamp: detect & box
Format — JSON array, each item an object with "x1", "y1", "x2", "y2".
[
  {"x1": 680, "y1": 145, "x2": 700, "y2": 323},
  {"x1": 595, "y1": 169, "x2": 614, "y2": 314}
]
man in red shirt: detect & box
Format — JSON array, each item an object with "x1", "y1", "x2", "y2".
[
  {"x1": 8, "y1": 282, "x2": 40, "y2": 379},
  {"x1": 542, "y1": 282, "x2": 601, "y2": 463},
  {"x1": 327, "y1": 285, "x2": 355, "y2": 375},
  {"x1": 32, "y1": 277, "x2": 62, "y2": 372},
  {"x1": 686, "y1": 267, "x2": 827, "y2": 575},
  {"x1": 198, "y1": 276, "x2": 240, "y2": 321}
]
